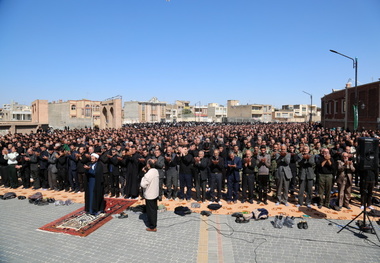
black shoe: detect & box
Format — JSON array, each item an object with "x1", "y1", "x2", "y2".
[
  {"x1": 257, "y1": 201, "x2": 261, "y2": 204},
  {"x1": 241, "y1": 199, "x2": 246, "y2": 203},
  {"x1": 343, "y1": 205, "x2": 351, "y2": 209},
  {"x1": 118, "y1": 212, "x2": 128, "y2": 219},
  {"x1": 297, "y1": 221, "x2": 303, "y2": 229},
  {"x1": 263, "y1": 201, "x2": 268, "y2": 205},
  {"x1": 302, "y1": 221, "x2": 308, "y2": 229},
  {"x1": 248, "y1": 199, "x2": 253, "y2": 204}
]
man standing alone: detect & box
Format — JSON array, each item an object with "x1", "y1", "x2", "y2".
[{"x1": 141, "y1": 160, "x2": 159, "y2": 232}]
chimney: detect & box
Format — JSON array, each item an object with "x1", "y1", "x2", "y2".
[{"x1": 345, "y1": 83, "x2": 351, "y2": 88}]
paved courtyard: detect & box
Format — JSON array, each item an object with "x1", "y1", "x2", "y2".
[{"x1": 0, "y1": 199, "x2": 379, "y2": 263}]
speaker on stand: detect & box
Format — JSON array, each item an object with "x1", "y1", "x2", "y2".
[{"x1": 338, "y1": 137, "x2": 380, "y2": 242}]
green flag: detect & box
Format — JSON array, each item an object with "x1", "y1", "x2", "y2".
[{"x1": 353, "y1": 104, "x2": 358, "y2": 130}]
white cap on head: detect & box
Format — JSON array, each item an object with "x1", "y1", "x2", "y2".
[{"x1": 91, "y1": 153, "x2": 99, "y2": 159}]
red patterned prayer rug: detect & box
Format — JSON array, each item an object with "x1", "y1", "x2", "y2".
[{"x1": 38, "y1": 198, "x2": 137, "y2": 237}]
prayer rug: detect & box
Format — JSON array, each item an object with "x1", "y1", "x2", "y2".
[{"x1": 38, "y1": 198, "x2": 137, "y2": 237}]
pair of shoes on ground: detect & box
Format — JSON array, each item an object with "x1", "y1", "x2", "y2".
[
  {"x1": 274, "y1": 215, "x2": 295, "y2": 228},
  {"x1": 337, "y1": 205, "x2": 352, "y2": 211},
  {"x1": 360, "y1": 205, "x2": 374, "y2": 210},
  {"x1": 118, "y1": 212, "x2": 128, "y2": 219},
  {"x1": 297, "y1": 221, "x2": 308, "y2": 229},
  {"x1": 317, "y1": 204, "x2": 332, "y2": 209},
  {"x1": 296, "y1": 204, "x2": 312, "y2": 208}
]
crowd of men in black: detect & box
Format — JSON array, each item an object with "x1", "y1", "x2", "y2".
[{"x1": 0, "y1": 122, "x2": 378, "y2": 210}]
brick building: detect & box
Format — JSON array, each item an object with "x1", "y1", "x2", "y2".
[{"x1": 321, "y1": 81, "x2": 380, "y2": 130}]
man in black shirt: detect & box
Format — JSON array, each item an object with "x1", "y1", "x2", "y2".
[
  {"x1": 241, "y1": 150, "x2": 256, "y2": 204},
  {"x1": 316, "y1": 148, "x2": 335, "y2": 209},
  {"x1": 179, "y1": 146, "x2": 194, "y2": 201}
]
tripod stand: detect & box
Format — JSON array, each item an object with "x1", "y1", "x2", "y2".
[{"x1": 337, "y1": 203, "x2": 380, "y2": 243}]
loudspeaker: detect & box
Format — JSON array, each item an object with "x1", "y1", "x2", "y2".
[{"x1": 357, "y1": 137, "x2": 379, "y2": 170}]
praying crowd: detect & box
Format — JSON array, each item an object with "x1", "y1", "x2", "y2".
[{"x1": 0, "y1": 122, "x2": 379, "y2": 211}]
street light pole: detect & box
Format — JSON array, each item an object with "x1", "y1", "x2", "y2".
[
  {"x1": 330, "y1": 49, "x2": 358, "y2": 130},
  {"x1": 302, "y1": 91, "x2": 313, "y2": 124}
]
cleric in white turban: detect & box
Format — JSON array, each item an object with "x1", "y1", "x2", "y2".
[{"x1": 84, "y1": 152, "x2": 105, "y2": 215}]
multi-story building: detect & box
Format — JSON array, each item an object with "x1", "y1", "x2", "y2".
[
  {"x1": 0, "y1": 100, "x2": 48, "y2": 135},
  {"x1": 273, "y1": 104, "x2": 321, "y2": 123},
  {"x1": 48, "y1": 99, "x2": 102, "y2": 129},
  {"x1": 0, "y1": 101, "x2": 32, "y2": 121},
  {"x1": 227, "y1": 100, "x2": 273, "y2": 123},
  {"x1": 207, "y1": 103, "x2": 227, "y2": 122},
  {"x1": 321, "y1": 81, "x2": 380, "y2": 130},
  {"x1": 124, "y1": 97, "x2": 166, "y2": 123},
  {"x1": 194, "y1": 104, "x2": 208, "y2": 122},
  {"x1": 165, "y1": 100, "x2": 191, "y2": 122}
]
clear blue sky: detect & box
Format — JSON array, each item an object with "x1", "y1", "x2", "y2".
[{"x1": 1, "y1": 0, "x2": 379, "y2": 109}]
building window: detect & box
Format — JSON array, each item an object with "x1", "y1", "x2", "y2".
[
  {"x1": 71, "y1": 105, "x2": 76, "y2": 111},
  {"x1": 329, "y1": 101, "x2": 332, "y2": 114},
  {"x1": 342, "y1": 99, "x2": 346, "y2": 113},
  {"x1": 334, "y1": 101, "x2": 338, "y2": 114},
  {"x1": 95, "y1": 105, "x2": 100, "y2": 112}
]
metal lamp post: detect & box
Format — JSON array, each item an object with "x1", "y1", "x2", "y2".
[
  {"x1": 330, "y1": 49, "x2": 358, "y2": 130},
  {"x1": 302, "y1": 91, "x2": 313, "y2": 124}
]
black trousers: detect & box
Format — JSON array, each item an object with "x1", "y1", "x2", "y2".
[
  {"x1": 0, "y1": 165, "x2": 9, "y2": 187},
  {"x1": 145, "y1": 198, "x2": 158, "y2": 229},
  {"x1": 8, "y1": 165, "x2": 18, "y2": 188},
  {"x1": 210, "y1": 173, "x2": 222, "y2": 201},
  {"x1": 40, "y1": 169, "x2": 48, "y2": 189},
  {"x1": 109, "y1": 172, "x2": 120, "y2": 197},
  {"x1": 194, "y1": 174, "x2": 207, "y2": 202},
  {"x1": 77, "y1": 172, "x2": 87, "y2": 192},
  {"x1": 21, "y1": 167, "x2": 31, "y2": 188},
  {"x1": 242, "y1": 173, "x2": 255, "y2": 201},
  {"x1": 257, "y1": 174, "x2": 269, "y2": 202}
]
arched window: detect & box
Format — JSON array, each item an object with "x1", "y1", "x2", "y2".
[
  {"x1": 71, "y1": 105, "x2": 76, "y2": 111},
  {"x1": 85, "y1": 104, "x2": 91, "y2": 117}
]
